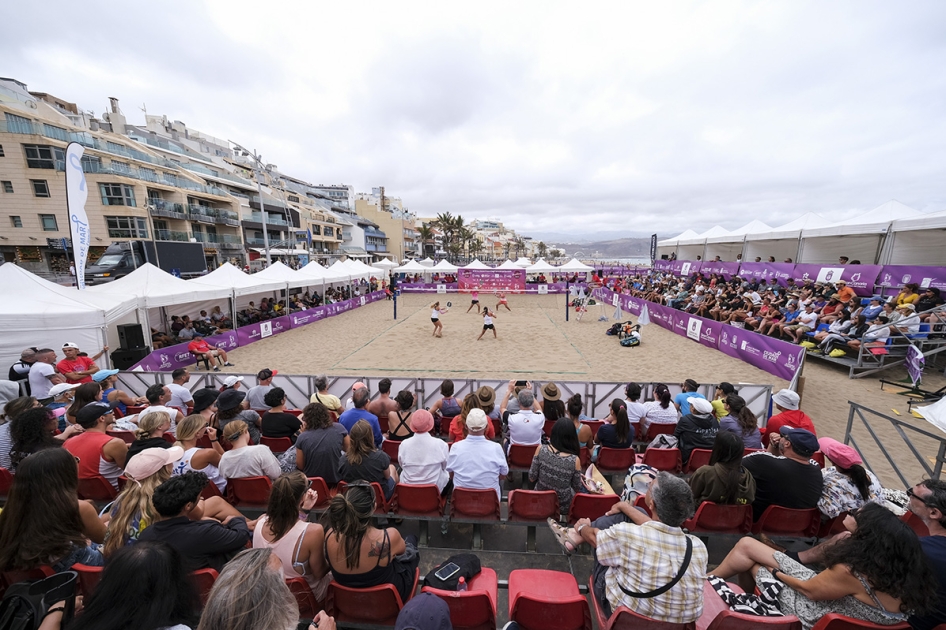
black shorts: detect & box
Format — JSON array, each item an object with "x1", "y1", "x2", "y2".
[
  {"x1": 431, "y1": 318, "x2": 439, "y2": 323},
  {"x1": 471, "y1": 299, "x2": 479, "y2": 304},
  {"x1": 483, "y1": 324, "x2": 494, "y2": 330}
]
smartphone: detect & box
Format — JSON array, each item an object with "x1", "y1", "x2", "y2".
[
  {"x1": 434, "y1": 562, "x2": 461, "y2": 582},
  {"x1": 515, "y1": 380, "x2": 528, "y2": 387}
]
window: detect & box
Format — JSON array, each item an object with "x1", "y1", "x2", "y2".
[
  {"x1": 42, "y1": 124, "x2": 69, "y2": 142},
  {"x1": 40, "y1": 214, "x2": 58, "y2": 231},
  {"x1": 81, "y1": 155, "x2": 101, "y2": 171},
  {"x1": 31, "y1": 180, "x2": 50, "y2": 198},
  {"x1": 324, "y1": 226, "x2": 333, "y2": 237},
  {"x1": 288, "y1": 195, "x2": 300, "y2": 203},
  {"x1": 105, "y1": 216, "x2": 148, "y2": 238},
  {"x1": 153, "y1": 219, "x2": 168, "y2": 231},
  {"x1": 311, "y1": 225, "x2": 321, "y2": 235},
  {"x1": 0, "y1": 144, "x2": 4, "y2": 157},
  {"x1": 23, "y1": 144, "x2": 63, "y2": 169},
  {"x1": 110, "y1": 160, "x2": 130, "y2": 174},
  {"x1": 4, "y1": 113, "x2": 33, "y2": 134},
  {"x1": 1, "y1": 181, "x2": 12, "y2": 193},
  {"x1": 10, "y1": 216, "x2": 22, "y2": 228},
  {"x1": 106, "y1": 141, "x2": 126, "y2": 155},
  {"x1": 99, "y1": 183, "x2": 136, "y2": 206}
]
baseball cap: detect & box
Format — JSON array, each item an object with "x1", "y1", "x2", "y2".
[
  {"x1": 48, "y1": 383, "x2": 80, "y2": 398},
  {"x1": 223, "y1": 375, "x2": 245, "y2": 388},
  {"x1": 76, "y1": 401, "x2": 117, "y2": 425},
  {"x1": 772, "y1": 389, "x2": 800, "y2": 411},
  {"x1": 897, "y1": 303, "x2": 916, "y2": 312},
  {"x1": 62, "y1": 342, "x2": 79, "y2": 349},
  {"x1": 465, "y1": 408, "x2": 488, "y2": 432},
  {"x1": 395, "y1": 592, "x2": 452, "y2": 630},
  {"x1": 689, "y1": 398, "x2": 714, "y2": 416},
  {"x1": 257, "y1": 368, "x2": 278, "y2": 380},
  {"x1": 818, "y1": 437, "x2": 861, "y2": 469},
  {"x1": 125, "y1": 446, "x2": 184, "y2": 481},
  {"x1": 192, "y1": 388, "x2": 220, "y2": 413},
  {"x1": 779, "y1": 426, "x2": 819, "y2": 457},
  {"x1": 217, "y1": 388, "x2": 246, "y2": 412},
  {"x1": 92, "y1": 368, "x2": 120, "y2": 383}
]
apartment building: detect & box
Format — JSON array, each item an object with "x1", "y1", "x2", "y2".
[
  {"x1": 0, "y1": 78, "x2": 244, "y2": 273},
  {"x1": 354, "y1": 187, "x2": 417, "y2": 261}
]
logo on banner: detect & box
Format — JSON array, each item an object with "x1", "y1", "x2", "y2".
[
  {"x1": 612, "y1": 294, "x2": 620, "y2": 306},
  {"x1": 686, "y1": 318, "x2": 701, "y2": 341},
  {"x1": 786, "y1": 353, "x2": 797, "y2": 372},
  {"x1": 681, "y1": 262, "x2": 691, "y2": 276},
  {"x1": 902, "y1": 274, "x2": 912, "y2": 283},
  {"x1": 762, "y1": 349, "x2": 782, "y2": 363},
  {"x1": 921, "y1": 277, "x2": 933, "y2": 288},
  {"x1": 175, "y1": 350, "x2": 192, "y2": 363},
  {"x1": 851, "y1": 273, "x2": 861, "y2": 282},
  {"x1": 260, "y1": 321, "x2": 273, "y2": 338},
  {"x1": 817, "y1": 267, "x2": 845, "y2": 283},
  {"x1": 360, "y1": 296, "x2": 366, "y2": 306},
  {"x1": 158, "y1": 354, "x2": 172, "y2": 370},
  {"x1": 437, "y1": 285, "x2": 446, "y2": 294},
  {"x1": 538, "y1": 285, "x2": 548, "y2": 294}
]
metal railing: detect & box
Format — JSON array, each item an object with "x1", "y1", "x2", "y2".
[
  {"x1": 154, "y1": 229, "x2": 190, "y2": 242},
  {"x1": 243, "y1": 212, "x2": 290, "y2": 226},
  {"x1": 147, "y1": 200, "x2": 187, "y2": 220}
]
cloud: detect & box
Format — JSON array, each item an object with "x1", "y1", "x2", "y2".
[{"x1": 2, "y1": 0, "x2": 945, "y2": 238}]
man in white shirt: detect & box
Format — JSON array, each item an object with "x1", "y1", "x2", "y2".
[
  {"x1": 505, "y1": 389, "x2": 544, "y2": 452},
  {"x1": 785, "y1": 303, "x2": 819, "y2": 343},
  {"x1": 398, "y1": 410, "x2": 450, "y2": 492},
  {"x1": 28, "y1": 348, "x2": 64, "y2": 400},
  {"x1": 893, "y1": 303, "x2": 921, "y2": 334},
  {"x1": 166, "y1": 368, "x2": 193, "y2": 416},
  {"x1": 446, "y1": 409, "x2": 508, "y2": 499},
  {"x1": 118, "y1": 384, "x2": 184, "y2": 434}
]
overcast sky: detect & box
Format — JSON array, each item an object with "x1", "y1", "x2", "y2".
[{"x1": 3, "y1": 1, "x2": 945, "y2": 240}]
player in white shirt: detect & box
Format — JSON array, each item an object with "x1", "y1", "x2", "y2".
[{"x1": 476, "y1": 308, "x2": 498, "y2": 340}]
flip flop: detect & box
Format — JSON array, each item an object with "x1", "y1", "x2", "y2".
[{"x1": 547, "y1": 518, "x2": 577, "y2": 555}]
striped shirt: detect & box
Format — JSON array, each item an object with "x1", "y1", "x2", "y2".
[{"x1": 596, "y1": 520, "x2": 707, "y2": 623}]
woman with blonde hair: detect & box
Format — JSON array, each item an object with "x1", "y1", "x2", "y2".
[
  {"x1": 338, "y1": 420, "x2": 398, "y2": 500},
  {"x1": 171, "y1": 414, "x2": 227, "y2": 494},
  {"x1": 217, "y1": 420, "x2": 281, "y2": 482},
  {"x1": 253, "y1": 472, "x2": 331, "y2": 601},
  {"x1": 125, "y1": 410, "x2": 172, "y2": 466}
]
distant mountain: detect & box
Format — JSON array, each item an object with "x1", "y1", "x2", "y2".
[
  {"x1": 545, "y1": 237, "x2": 655, "y2": 259},
  {"x1": 529, "y1": 230, "x2": 661, "y2": 244}
]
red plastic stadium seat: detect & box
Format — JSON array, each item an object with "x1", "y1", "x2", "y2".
[
  {"x1": 810, "y1": 613, "x2": 910, "y2": 630},
  {"x1": 1, "y1": 566, "x2": 54, "y2": 597},
  {"x1": 125, "y1": 405, "x2": 146, "y2": 415},
  {"x1": 327, "y1": 567, "x2": 419, "y2": 625},
  {"x1": 394, "y1": 484, "x2": 445, "y2": 517},
  {"x1": 336, "y1": 481, "x2": 390, "y2": 514},
  {"x1": 590, "y1": 575, "x2": 695, "y2": 630},
  {"x1": 260, "y1": 436, "x2": 292, "y2": 453},
  {"x1": 698, "y1": 580, "x2": 800, "y2": 630},
  {"x1": 77, "y1": 476, "x2": 118, "y2": 501},
  {"x1": 451, "y1": 488, "x2": 501, "y2": 521},
  {"x1": 0, "y1": 467, "x2": 13, "y2": 499},
  {"x1": 286, "y1": 408, "x2": 303, "y2": 417},
  {"x1": 639, "y1": 448, "x2": 683, "y2": 473},
  {"x1": 543, "y1": 419, "x2": 556, "y2": 439},
  {"x1": 508, "y1": 444, "x2": 538, "y2": 469},
  {"x1": 490, "y1": 417, "x2": 502, "y2": 440},
  {"x1": 751, "y1": 506, "x2": 820, "y2": 538},
  {"x1": 817, "y1": 513, "x2": 850, "y2": 539},
  {"x1": 226, "y1": 476, "x2": 273, "y2": 508},
  {"x1": 507, "y1": 489, "x2": 560, "y2": 522},
  {"x1": 200, "y1": 478, "x2": 225, "y2": 501},
  {"x1": 440, "y1": 416, "x2": 457, "y2": 437},
  {"x1": 901, "y1": 510, "x2": 930, "y2": 537},
  {"x1": 162, "y1": 432, "x2": 176, "y2": 445},
  {"x1": 381, "y1": 439, "x2": 401, "y2": 462},
  {"x1": 683, "y1": 502, "x2": 753, "y2": 535},
  {"x1": 684, "y1": 449, "x2": 713, "y2": 474},
  {"x1": 196, "y1": 434, "x2": 213, "y2": 448},
  {"x1": 287, "y1": 575, "x2": 322, "y2": 618},
  {"x1": 582, "y1": 420, "x2": 604, "y2": 438},
  {"x1": 579, "y1": 446, "x2": 591, "y2": 469},
  {"x1": 568, "y1": 493, "x2": 620, "y2": 524},
  {"x1": 508, "y1": 569, "x2": 591, "y2": 630},
  {"x1": 423, "y1": 567, "x2": 498, "y2": 630},
  {"x1": 307, "y1": 477, "x2": 333, "y2": 507},
  {"x1": 71, "y1": 563, "x2": 103, "y2": 598},
  {"x1": 192, "y1": 568, "x2": 218, "y2": 606},
  {"x1": 644, "y1": 423, "x2": 677, "y2": 442},
  {"x1": 106, "y1": 430, "x2": 135, "y2": 445},
  {"x1": 811, "y1": 451, "x2": 825, "y2": 469},
  {"x1": 597, "y1": 447, "x2": 637, "y2": 474}
]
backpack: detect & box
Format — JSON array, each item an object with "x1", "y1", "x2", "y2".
[
  {"x1": 606, "y1": 323, "x2": 622, "y2": 336},
  {"x1": 424, "y1": 553, "x2": 481, "y2": 591},
  {"x1": 0, "y1": 571, "x2": 77, "y2": 630}
]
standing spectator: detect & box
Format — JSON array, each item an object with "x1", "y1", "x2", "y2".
[
  {"x1": 529, "y1": 418, "x2": 583, "y2": 514},
  {"x1": 763, "y1": 389, "x2": 816, "y2": 447},
  {"x1": 673, "y1": 379, "x2": 706, "y2": 416},
  {"x1": 261, "y1": 388, "x2": 302, "y2": 443},
  {"x1": 339, "y1": 420, "x2": 398, "y2": 500},
  {"x1": 28, "y1": 348, "x2": 64, "y2": 401},
  {"x1": 641, "y1": 384, "x2": 678, "y2": 435},
  {"x1": 64, "y1": 402, "x2": 128, "y2": 490},
  {"x1": 338, "y1": 387, "x2": 383, "y2": 447},
  {"x1": 446, "y1": 409, "x2": 508, "y2": 499},
  {"x1": 166, "y1": 368, "x2": 194, "y2": 417},
  {"x1": 398, "y1": 410, "x2": 450, "y2": 494},
  {"x1": 295, "y1": 403, "x2": 350, "y2": 485},
  {"x1": 817, "y1": 437, "x2": 883, "y2": 519},
  {"x1": 717, "y1": 394, "x2": 762, "y2": 449},
  {"x1": 218, "y1": 420, "x2": 282, "y2": 482},
  {"x1": 674, "y1": 398, "x2": 720, "y2": 466},
  {"x1": 689, "y1": 431, "x2": 756, "y2": 506},
  {"x1": 7, "y1": 348, "x2": 37, "y2": 395},
  {"x1": 245, "y1": 368, "x2": 278, "y2": 410},
  {"x1": 743, "y1": 427, "x2": 824, "y2": 521},
  {"x1": 57, "y1": 342, "x2": 106, "y2": 385}
]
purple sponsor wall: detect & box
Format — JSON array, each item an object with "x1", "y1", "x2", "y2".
[
  {"x1": 236, "y1": 315, "x2": 291, "y2": 345},
  {"x1": 878, "y1": 265, "x2": 946, "y2": 295},
  {"x1": 398, "y1": 282, "x2": 580, "y2": 294},
  {"x1": 790, "y1": 264, "x2": 882, "y2": 296},
  {"x1": 671, "y1": 260, "x2": 702, "y2": 276}
]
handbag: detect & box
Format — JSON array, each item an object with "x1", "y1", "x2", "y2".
[
  {"x1": 424, "y1": 554, "x2": 481, "y2": 591},
  {"x1": 0, "y1": 571, "x2": 78, "y2": 630}
]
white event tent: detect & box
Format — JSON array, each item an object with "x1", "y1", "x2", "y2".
[
  {"x1": 743, "y1": 213, "x2": 829, "y2": 263},
  {"x1": 394, "y1": 259, "x2": 430, "y2": 274},
  {"x1": 497, "y1": 259, "x2": 522, "y2": 269},
  {"x1": 514, "y1": 257, "x2": 533, "y2": 268},
  {"x1": 558, "y1": 258, "x2": 594, "y2": 272},
  {"x1": 372, "y1": 259, "x2": 397, "y2": 271},
  {"x1": 418, "y1": 257, "x2": 436, "y2": 267},
  {"x1": 431, "y1": 260, "x2": 459, "y2": 274},
  {"x1": 656, "y1": 229, "x2": 700, "y2": 259},
  {"x1": 884, "y1": 209, "x2": 946, "y2": 265},
  {"x1": 676, "y1": 226, "x2": 730, "y2": 260},
  {"x1": 462, "y1": 259, "x2": 491, "y2": 270},
  {"x1": 703, "y1": 220, "x2": 771, "y2": 261},
  {"x1": 798, "y1": 200, "x2": 921, "y2": 264},
  {"x1": 526, "y1": 259, "x2": 559, "y2": 273}
]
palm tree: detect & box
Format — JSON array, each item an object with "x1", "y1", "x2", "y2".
[
  {"x1": 418, "y1": 224, "x2": 434, "y2": 257},
  {"x1": 513, "y1": 236, "x2": 524, "y2": 259},
  {"x1": 549, "y1": 248, "x2": 563, "y2": 260},
  {"x1": 537, "y1": 241, "x2": 548, "y2": 258}
]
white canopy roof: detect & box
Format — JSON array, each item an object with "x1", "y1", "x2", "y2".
[
  {"x1": 746, "y1": 212, "x2": 830, "y2": 241},
  {"x1": 705, "y1": 220, "x2": 772, "y2": 244},
  {"x1": 558, "y1": 258, "x2": 594, "y2": 272},
  {"x1": 88, "y1": 263, "x2": 232, "y2": 308},
  {"x1": 514, "y1": 257, "x2": 533, "y2": 267},
  {"x1": 526, "y1": 259, "x2": 559, "y2": 273},
  {"x1": 890, "y1": 209, "x2": 946, "y2": 233},
  {"x1": 658, "y1": 229, "x2": 701, "y2": 246},
  {"x1": 678, "y1": 226, "x2": 730, "y2": 246},
  {"x1": 802, "y1": 200, "x2": 922, "y2": 238},
  {"x1": 394, "y1": 259, "x2": 429, "y2": 273},
  {"x1": 341, "y1": 259, "x2": 376, "y2": 279},
  {"x1": 190, "y1": 263, "x2": 286, "y2": 297},
  {"x1": 462, "y1": 259, "x2": 491, "y2": 270},
  {"x1": 497, "y1": 260, "x2": 521, "y2": 269},
  {"x1": 251, "y1": 261, "x2": 318, "y2": 289},
  {"x1": 432, "y1": 260, "x2": 459, "y2": 273},
  {"x1": 325, "y1": 260, "x2": 370, "y2": 280},
  {"x1": 372, "y1": 259, "x2": 397, "y2": 270},
  {"x1": 417, "y1": 257, "x2": 436, "y2": 267}
]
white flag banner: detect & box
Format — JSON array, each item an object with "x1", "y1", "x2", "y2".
[{"x1": 65, "y1": 142, "x2": 91, "y2": 290}]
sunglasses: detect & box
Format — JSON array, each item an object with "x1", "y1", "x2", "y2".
[{"x1": 908, "y1": 487, "x2": 936, "y2": 507}]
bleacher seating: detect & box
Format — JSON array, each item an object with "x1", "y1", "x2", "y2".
[
  {"x1": 226, "y1": 476, "x2": 273, "y2": 509},
  {"x1": 193, "y1": 568, "x2": 218, "y2": 606},
  {"x1": 106, "y1": 430, "x2": 135, "y2": 445},
  {"x1": 508, "y1": 569, "x2": 592, "y2": 630},
  {"x1": 326, "y1": 567, "x2": 419, "y2": 626},
  {"x1": 643, "y1": 423, "x2": 676, "y2": 442},
  {"x1": 71, "y1": 563, "x2": 103, "y2": 598},
  {"x1": 684, "y1": 449, "x2": 713, "y2": 474},
  {"x1": 751, "y1": 506, "x2": 820, "y2": 539},
  {"x1": 422, "y1": 567, "x2": 498, "y2": 630},
  {"x1": 568, "y1": 493, "x2": 620, "y2": 524},
  {"x1": 698, "y1": 580, "x2": 801, "y2": 630},
  {"x1": 381, "y1": 439, "x2": 401, "y2": 461},
  {"x1": 77, "y1": 476, "x2": 118, "y2": 502},
  {"x1": 287, "y1": 575, "x2": 322, "y2": 618},
  {"x1": 639, "y1": 448, "x2": 683, "y2": 473},
  {"x1": 451, "y1": 488, "x2": 502, "y2": 521},
  {"x1": 683, "y1": 502, "x2": 752, "y2": 535},
  {"x1": 810, "y1": 613, "x2": 910, "y2": 630},
  {"x1": 260, "y1": 436, "x2": 292, "y2": 453},
  {"x1": 306, "y1": 477, "x2": 333, "y2": 508},
  {"x1": 597, "y1": 447, "x2": 637, "y2": 478}
]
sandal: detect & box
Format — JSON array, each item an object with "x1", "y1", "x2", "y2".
[{"x1": 547, "y1": 518, "x2": 577, "y2": 555}]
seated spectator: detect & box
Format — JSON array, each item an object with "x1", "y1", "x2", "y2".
[
  {"x1": 120, "y1": 383, "x2": 185, "y2": 435},
  {"x1": 710, "y1": 503, "x2": 934, "y2": 629},
  {"x1": 187, "y1": 333, "x2": 233, "y2": 372},
  {"x1": 339, "y1": 420, "x2": 398, "y2": 500},
  {"x1": 126, "y1": 410, "x2": 173, "y2": 466},
  {"x1": 324, "y1": 482, "x2": 420, "y2": 604},
  {"x1": 139, "y1": 471, "x2": 251, "y2": 572},
  {"x1": 539, "y1": 382, "x2": 566, "y2": 420},
  {"x1": 398, "y1": 410, "x2": 451, "y2": 494},
  {"x1": 858, "y1": 297, "x2": 884, "y2": 322},
  {"x1": 216, "y1": 389, "x2": 261, "y2": 445},
  {"x1": 566, "y1": 393, "x2": 594, "y2": 447},
  {"x1": 718, "y1": 395, "x2": 762, "y2": 449},
  {"x1": 64, "y1": 401, "x2": 128, "y2": 490},
  {"x1": 710, "y1": 382, "x2": 735, "y2": 419},
  {"x1": 253, "y1": 471, "x2": 331, "y2": 602},
  {"x1": 0, "y1": 396, "x2": 39, "y2": 469},
  {"x1": 178, "y1": 321, "x2": 198, "y2": 341},
  {"x1": 60, "y1": 541, "x2": 200, "y2": 630},
  {"x1": 783, "y1": 303, "x2": 819, "y2": 343},
  {"x1": 906, "y1": 479, "x2": 946, "y2": 630},
  {"x1": 342, "y1": 381, "x2": 365, "y2": 411},
  {"x1": 622, "y1": 382, "x2": 648, "y2": 423},
  {"x1": 429, "y1": 379, "x2": 463, "y2": 433},
  {"x1": 762, "y1": 389, "x2": 816, "y2": 447},
  {"x1": 172, "y1": 414, "x2": 227, "y2": 494},
  {"x1": 505, "y1": 386, "x2": 544, "y2": 452},
  {"x1": 395, "y1": 593, "x2": 453, "y2": 630},
  {"x1": 674, "y1": 397, "x2": 720, "y2": 465},
  {"x1": 151, "y1": 327, "x2": 174, "y2": 349},
  {"x1": 261, "y1": 387, "x2": 302, "y2": 443},
  {"x1": 446, "y1": 409, "x2": 508, "y2": 499},
  {"x1": 295, "y1": 403, "x2": 350, "y2": 485},
  {"x1": 918, "y1": 287, "x2": 945, "y2": 321},
  {"x1": 309, "y1": 374, "x2": 342, "y2": 416},
  {"x1": 9, "y1": 406, "x2": 80, "y2": 472},
  {"x1": 45, "y1": 382, "x2": 78, "y2": 419},
  {"x1": 812, "y1": 308, "x2": 852, "y2": 342},
  {"x1": 367, "y1": 377, "x2": 400, "y2": 420},
  {"x1": 165, "y1": 368, "x2": 194, "y2": 417},
  {"x1": 449, "y1": 393, "x2": 496, "y2": 442},
  {"x1": 674, "y1": 379, "x2": 706, "y2": 415},
  {"x1": 817, "y1": 437, "x2": 883, "y2": 519},
  {"x1": 94, "y1": 368, "x2": 146, "y2": 416},
  {"x1": 641, "y1": 383, "x2": 678, "y2": 434},
  {"x1": 386, "y1": 389, "x2": 416, "y2": 441},
  {"x1": 474, "y1": 384, "x2": 501, "y2": 422},
  {"x1": 530, "y1": 417, "x2": 583, "y2": 514},
  {"x1": 199, "y1": 547, "x2": 336, "y2": 630},
  {"x1": 893, "y1": 303, "x2": 922, "y2": 334},
  {"x1": 550, "y1": 471, "x2": 707, "y2": 624},
  {"x1": 218, "y1": 420, "x2": 282, "y2": 482},
  {"x1": 220, "y1": 375, "x2": 245, "y2": 393},
  {"x1": 594, "y1": 399, "x2": 634, "y2": 453},
  {"x1": 245, "y1": 368, "x2": 277, "y2": 410},
  {"x1": 689, "y1": 431, "x2": 756, "y2": 505},
  {"x1": 743, "y1": 427, "x2": 824, "y2": 521},
  {"x1": 170, "y1": 315, "x2": 185, "y2": 334},
  {"x1": 0, "y1": 448, "x2": 106, "y2": 571},
  {"x1": 66, "y1": 381, "x2": 105, "y2": 426},
  {"x1": 338, "y1": 387, "x2": 384, "y2": 447},
  {"x1": 894, "y1": 282, "x2": 921, "y2": 306},
  {"x1": 210, "y1": 305, "x2": 231, "y2": 327}
]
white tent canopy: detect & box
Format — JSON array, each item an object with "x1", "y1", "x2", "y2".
[
  {"x1": 802, "y1": 200, "x2": 921, "y2": 238},
  {"x1": 658, "y1": 229, "x2": 701, "y2": 246},
  {"x1": 327, "y1": 260, "x2": 371, "y2": 281},
  {"x1": 191, "y1": 262, "x2": 286, "y2": 297},
  {"x1": 514, "y1": 257, "x2": 532, "y2": 268},
  {"x1": 526, "y1": 259, "x2": 559, "y2": 273},
  {"x1": 462, "y1": 259, "x2": 491, "y2": 270},
  {"x1": 746, "y1": 212, "x2": 830, "y2": 242},
  {"x1": 89, "y1": 263, "x2": 231, "y2": 308},
  {"x1": 371, "y1": 259, "x2": 397, "y2": 270},
  {"x1": 705, "y1": 220, "x2": 771, "y2": 244},
  {"x1": 394, "y1": 259, "x2": 430, "y2": 273},
  {"x1": 417, "y1": 257, "x2": 436, "y2": 267},
  {"x1": 558, "y1": 258, "x2": 594, "y2": 272},
  {"x1": 251, "y1": 261, "x2": 317, "y2": 289},
  {"x1": 885, "y1": 209, "x2": 946, "y2": 265},
  {"x1": 497, "y1": 260, "x2": 521, "y2": 269},
  {"x1": 431, "y1": 260, "x2": 459, "y2": 273},
  {"x1": 799, "y1": 200, "x2": 922, "y2": 264}
]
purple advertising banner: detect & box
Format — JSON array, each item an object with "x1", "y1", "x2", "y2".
[
  {"x1": 735, "y1": 262, "x2": 795, "y2": 287},
  {"x1": 205, "y1": 330, "x2": 239, "y2": 351},
  {"x1": 647, "y1": 302, "x2": 676, "y2": 330},
  {"x1": 654, "y1": 260, "x2": 673, "y2": 273},
  {"x1": 236, "y1": 315, "x2": 292, "y2": 345},
  {"x1": 878, "y1": 265, "x2": 946, "y2": 294},
  {"x1": 672, "y1": 310, "x2": 689, "y2": 337},
  {"x1": 458, "y1": 269, "x2": 526, "y2": 292},
  {"x1": 790, "y1": 264, "x2": 882, "y2": 296},
  {"x1": 688, "y1": 315, "x2": 721, "y2": 350},
  {"x1": 671, "y1": 260, "x2": 702, "y2": 277},
  {"x1": 695, "y1": 261, "x2": 740, "y2": 280},
  {"x1": 289, "y1": 305, "x2": 328, "y2": 327}
]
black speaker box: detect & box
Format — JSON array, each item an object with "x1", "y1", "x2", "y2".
[
  {"x1": 111, "y1": 347, "x2": 150, "y2": 370},
  {"x1": 117, "y1": 323, "x2": 146, "y2": 350}
]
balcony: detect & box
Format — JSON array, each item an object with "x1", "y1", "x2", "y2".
[
  {"x1": 147, "y1": 199, "x2": 187, "y2": 220},
  {"x1": 243, "y1": 212, "x2": 290, "y2": 227},
  {"x1": 188, "y1": 205, "x2": 217, "y2": 224},
  {"x1": 192, "y1": 232, "x2": 244, "y2": 249},
  {"x1": 54, "y1": 160, "x2": 231, "y2": 198},
  {"x1": 155, "y1": 230, "x2": 190, "y2": 242},
  {"x1": 245, "y1": 236, "x2": 292, "y2": 248}
]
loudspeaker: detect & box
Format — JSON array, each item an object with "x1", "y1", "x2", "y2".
[
  {"x1": 117, "y1": 323, "x2": 146, "y2": 350},
  {"x1": 111, "y1": 347, "x2": 150, "y2": 370}
]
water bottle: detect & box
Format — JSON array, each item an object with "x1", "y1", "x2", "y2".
[{"x1": 457, "y1": 576, "x2": 467, "y2": 592}]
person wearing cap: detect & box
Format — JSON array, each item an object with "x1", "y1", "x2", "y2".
[
  {"x1": 672, "y1": 379, "x2": 706, "y2": 416},
  {"x1": 743, "y1": 426, "x2": 824, "y2": 521},
  {"x1": 906, "y1": 479, "x2": 946, "y2": 630},
  {"x1": 504, "y1": 383, "x2": 544, "y2": 453},
  {"x1": 216, "y1": 388, "x2": 261, "y2": 445},
  {"x1": 186, "y1": 334, "x2": 234, "y2": 372},
  {"x1": 63, "y1": 401, "x2": 128, "y2": 490},
  {"x1": 816, "y1": 437, "x2": 883, "y2": 519},
  {"x1": 673, "y1": 397, "x2": 720, "y2": 466},
  {"x1": 857, "y1": 297, "x2": 884, "y2": 322},
  {"x1": 57, "y1": 342, "x2": 107, "y2": 385},
  {"x1": 447, "y1": 408, "x2": 508, "y2": 499},
  {"x1": 165, "y1": 368, "x2": 194, "y2": 417},
  {"x1": 220, "y1": 375, "x2": 245, "y2": 393},
  {"x1": 917, "y1": 287, "x2": 945, "y2": 321},
  {"x1": 892, "y1": 302, "x2": 922, "y2": 334},
  {"x1": 367, "y1": 377, "x2": 400, "y2": 420},
  {"x1": 783, "y1": 303, "x2": 819, "y2": 343},
  {"x1": 762, "y1": 389, "x2": 816, "y2": 447},
  {"x1": 7, "y1": 348, "x2": 37, "y2": 394},
  {"x1": 394, "y1": 592, "x2": 453, "y2": 630},
  {"x1": 245, "y1": 368, "x2": 278, "y2": 410},
  {"x1": 28, "y1": 348, "x2": 65, "y2": 401},
  {"x1": 95, "y1": 368, "x2": 146, "y2": 416},
  {"x1": 832, "y1": 280, "x2": 856, "y2": 305},
  {"x1": 338, "y1": 387, "x2": 384, "y2": 448},
  {"x1": 398, "y1": 410, "x2": 451, "y2": 493},
  {"x1": 45, "y1": 382, "x2": 80, "y2": 412}
]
